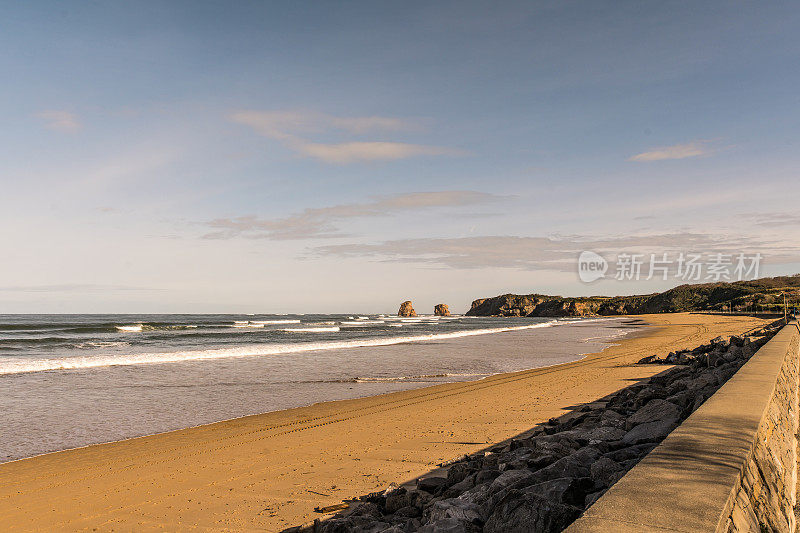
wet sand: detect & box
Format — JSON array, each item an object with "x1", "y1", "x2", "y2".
[{"x1": 0, "y1": 313, "x2": 767, "y2": 532}]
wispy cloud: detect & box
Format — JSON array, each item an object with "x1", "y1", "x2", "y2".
[
  {"x1": 298, "y1": 141, "x2": 463, "y2": 164},
  {"x1": 230, "y1": 110, "x2": 413, "y2": 138},
  {"x1": 204, "y1": 191, "x2": 503, "y2": 240},
  {"x1": 314, "y1": 232, "x2": 793, "y2": 271},
  {"x1": 81, "y1": 144, "x2": 181, "y2": 186},
  {"x1": 0, "y1": 284, "x2": 158, "y2": 293},
  {"x1": 230, "y1": 110, "x2": 463, "y2": 164},
  {"x1": 35, "y1": 110, "x2": 81, "y2": 133},
  {"x1": 628, "y1": 141, "x2": 710, "y2": 162},
  {"x1": 745, "y1": 212, "x2": 800, "y2": 228}
]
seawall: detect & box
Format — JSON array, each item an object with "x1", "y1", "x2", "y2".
[{"x1": 567, "y1": 320, "x2": 800, "y2": 532}]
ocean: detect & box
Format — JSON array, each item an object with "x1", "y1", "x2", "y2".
[{"x1": 0, "y1": 313, "x2": 637, "y2": 462}]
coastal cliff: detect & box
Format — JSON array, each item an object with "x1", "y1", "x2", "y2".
[{"x1": 466, "y1": 275, "x2": 800, "y2": 317}]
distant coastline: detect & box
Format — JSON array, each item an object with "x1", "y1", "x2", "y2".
[{"x1": 466, "y1": 274, "x2": 800, "y2": 317}]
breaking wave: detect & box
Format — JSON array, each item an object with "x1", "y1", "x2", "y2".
[{"x1": 0, "y1": 321, "x2": 561, "y2": 375}]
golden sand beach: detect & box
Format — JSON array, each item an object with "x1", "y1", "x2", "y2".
[{"x1": 0, "y1": 313, "x2": 767, "y2": 532}]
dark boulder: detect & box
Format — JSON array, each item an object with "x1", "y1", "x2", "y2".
[
  {"x1": 603, "y1": 443, "x2": 657, "y2": 463},
  {"x1": 444, "y1": 474, "x2": 477, "y2": 497},
  {"x1": 626, "y1": 399, "x2": 681, "y2": 430},
  {"x1": 483, "y1": 490, "x2": 581, "y2": 533},
  {"x1": 418, "y1": 517, "x2": 481, "y2": 533},
  {"x1": 590, "y1": 456, "x2": 624, "y2": 487},
  {"x1": 418, "y1": 476, "x2": 449, "y2": 494},
  {"x1": 489, "y1": 470, "x2": 539, "y2": 494},
  {"x1": 622, "y1": 418, "x2": 678, "y2": 445},
  {"x1": 384, "y1": 489, "x2": 411, "y2": 514},
  {"x1": 599, "y1": 409, "x2": 626, "y2": 429},
  {"x1": 426, "y1": 498, "x2": 482, "y2": 523},
  {"x1": 474, "y1": 469, "x2": 500, "y2": 484},
  {"x1": 317, "y1": 516, "x2": 390, "y2": 533},
  {"x1": 523, "y1": 477, "x2": 594, "y2": 507},
  {"x1": 447, "y1": 462, "x2": 475, "y2": 484},
  {"x1": 393, "y1": 505, "x2": 421, "y2": 518}
]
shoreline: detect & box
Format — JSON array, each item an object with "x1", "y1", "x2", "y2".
[
  {"x1": 0, "y1": 315, "x2": 566, "y2": 376},
  {"x1": 0, "y1": 313, "x2": 765, "y2": 532},
  {"x1": 0, "y1": 316, "x2": 632, "y2": 467}
]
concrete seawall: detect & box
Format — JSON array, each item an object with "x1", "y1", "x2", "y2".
[{"x1": 567, "y1": 321, "x2": 800, "y2": 532}]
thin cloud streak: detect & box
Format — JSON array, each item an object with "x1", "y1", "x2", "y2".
[
  {"x1": 0, "y1": 284, "x2": 159, "y2": 293},
  {"x1": 230, "y1": 110, "x2": 414, "y2": 137},
  {"x1": 298, "y1": 142, "x2": 465, "y2": 164},
  {"x1": 35, "y1": 110, "x2": 81, "y2": 133},
  {"x1": 746, "y1": 212, "x2": 800, "y2": 228},
  {"x1": 204, "y1": 191, "x2": 504, "y2": 240},
  {"x1": 230, "y1": 109, "x2": 463, "y2": 163},
  {"x1": 628, "y1": 141, "x2": 710, "y2": 162},
  {"x1": 314, "y1": 233, "x2": 796, "y2": 271}
]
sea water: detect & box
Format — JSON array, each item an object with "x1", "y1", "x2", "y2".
[{"x1": 0, "y1": 313, "x2": 639, "y2": 462}]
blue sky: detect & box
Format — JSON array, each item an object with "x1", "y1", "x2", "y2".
[{"x1": 2, "y1": 1, "x2": 799, "y2": 313}]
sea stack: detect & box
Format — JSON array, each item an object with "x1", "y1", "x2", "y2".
[
  {"x1": 434, "y1": 304, "x2": 450, "y2": 316},
  {"x1": 398, "y1": 301, "x2": 417, "y2": 317}
]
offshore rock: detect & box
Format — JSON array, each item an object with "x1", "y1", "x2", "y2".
[
  {"x1": 434, "y1": 304, "x2": 451, "y2": 316},
  {"x1": 398, "y1": 301, "x2": 417, "y2": 317}
]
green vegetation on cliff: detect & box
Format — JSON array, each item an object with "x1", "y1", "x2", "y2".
[{"x1": 466, "y1": 275, "x2": 800, "y2": 317}]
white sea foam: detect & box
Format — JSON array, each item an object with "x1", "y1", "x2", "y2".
[
  {"x1": 0, "y1": 321, "x2": 562, "y2": 375},
  {"x1": 249, "y1": 320, "x2": 301, "y2": 325},
  {"x1": 354, "y1": 372, "x2": 487, "y2": 383},
  {"x1": 75, "y1": 341, "x2": 131, "y2": 349},
  {"x1": 283, "y1": 326, "x2": 340, "y2": 333},
  {"x1": 117, "y1": 324, "x2": 199, "y2": 333}
]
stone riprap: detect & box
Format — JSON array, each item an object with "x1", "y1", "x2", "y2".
[
  {"x1": 635, "y1": 318, "x2": 786, "y2": 367},
  {"x1": 567, "y1": 320, "x2": 799, "y2": 533},
  {"x1": 283, "y1": 324, "x2": 782, "y2": 533}
]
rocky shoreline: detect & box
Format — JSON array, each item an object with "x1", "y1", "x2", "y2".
[
  {"x1": 284, "y1": 320, "x2": 782, "y2": 533},
  {"x1": 465, "y1": 275, "x2": 800, "y2": 317}
]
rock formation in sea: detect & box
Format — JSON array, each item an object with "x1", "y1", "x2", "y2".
[
  {"x1": 398, "y1": 301, "x2": 417, "y2": 317},
  {"x1": 434, "y1": 304, "x2": 450, "y2": 316}
]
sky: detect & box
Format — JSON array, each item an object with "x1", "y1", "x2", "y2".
[{"x1": 2, "y1": 1, "x2": 800, "y2": 314}]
